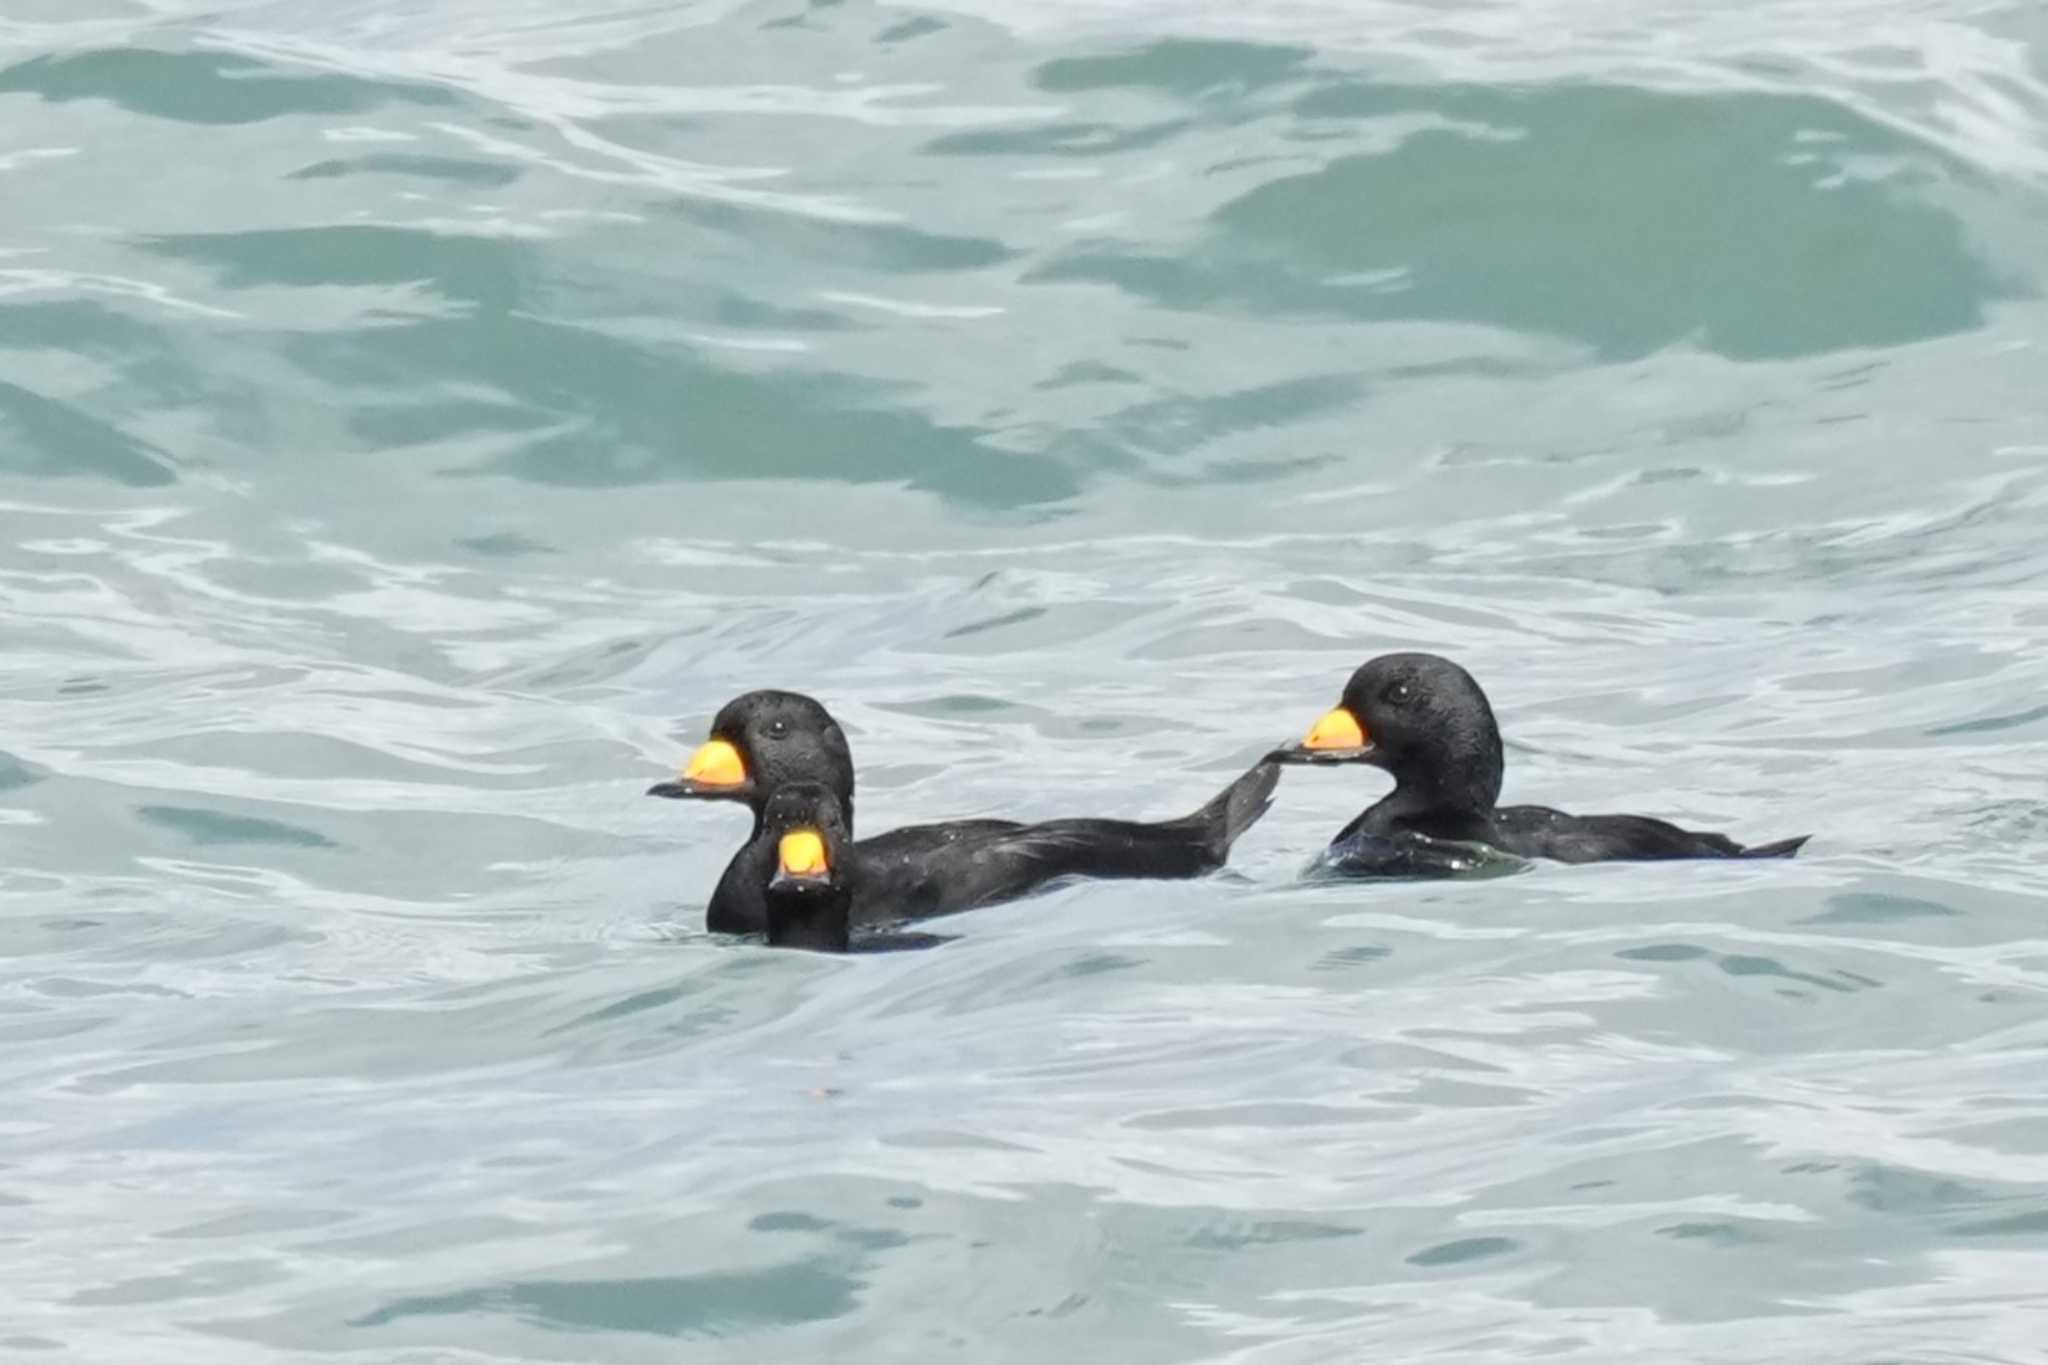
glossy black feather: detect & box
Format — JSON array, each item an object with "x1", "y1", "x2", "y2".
[
  {"x1": 658, "y1": 690, "x2": 1279, "y2": 935},
  {"x1": 1286, "y1": 653, "x2": 1808, "y2": 878}
]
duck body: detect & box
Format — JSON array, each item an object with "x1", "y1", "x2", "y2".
[
  {"x1": 1282, "y1": 653, "x2": 1808, "y2": 879},
  {"x1": 1323, "y1": 797, "x2": 1808, "y2": 877},
  {"x1": 655, "y1": 690, "x2": 1278, "y2": 936},
  {"x1": 839, "y1": 801, "x2": 1267, "y2": 925}
]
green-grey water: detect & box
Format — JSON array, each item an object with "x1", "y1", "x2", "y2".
[{"x1": 3, "y1": 1, "x2": 2048, "y2": 1360}]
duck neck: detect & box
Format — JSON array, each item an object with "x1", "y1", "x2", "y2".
[
  {"x1": 1383, "y1": 736, "x2": 1503, "y2": 830},
  {"x1": 765, "y1": 891, "x2": 852, "y2": 953}
]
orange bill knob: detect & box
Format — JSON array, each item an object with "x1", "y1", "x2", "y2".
[
  {"x1": 682, "y1": 739, "x2": 748, "y2": 789},
  {"x1": 1301, "y1": 706, "x2": 1368, "y2": 752},
  {"x1": 777, "y1": 828, "x2": 830, "y2": 880}
]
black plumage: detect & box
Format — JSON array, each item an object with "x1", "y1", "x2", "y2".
[
  {"x1": 1277, "y1": 653, "x2": 1808, "y2": 877},
  {"x1": 651, "y1": 690, "x2": 1278, "y2": 936}
]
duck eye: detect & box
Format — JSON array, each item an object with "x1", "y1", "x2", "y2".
[
  {"x1": 1386, "y1": 682, "x2": 1412, "y2": 705},
  {"x1": 766, "y1": 719, "x2": 789, "y2": 739}
]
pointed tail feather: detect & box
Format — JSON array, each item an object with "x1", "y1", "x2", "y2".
[{"x1": 1739, "y1": 834, "x2": 1810, "y2": 859}]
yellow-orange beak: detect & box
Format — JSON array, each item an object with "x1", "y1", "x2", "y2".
[
  {"x1": 682, "y1": 738, "x2": 748, "y2": 789},
  {"x1": 1301, "y1": 706, "x2": 1369, "y2": 753},
  {"x1": 777, "y1": 828, "x2": 830, "y2": 881}
]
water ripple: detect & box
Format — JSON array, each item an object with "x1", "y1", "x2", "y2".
[{"x1": 3, "y1": 0, "x2": 2048, "y2": 1360}]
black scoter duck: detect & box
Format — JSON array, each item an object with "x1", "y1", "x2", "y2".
[
  {"x1": 650, "y1": 689, "x2": 1279, "y2": 934},
  {"x1": 1275, "y1": 652, "x2": 1808, "y2": 876},
  {"x1": 747, "y1": 782, "x2": 858, "y2": 952}
]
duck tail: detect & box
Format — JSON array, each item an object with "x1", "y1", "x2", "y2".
[
  {"x1": 1185, "y1": 757, "x2": 1281, "y2": 864},
  {"x1": 1738, "y1": 834, "x2": 1810, "y2": 859}
]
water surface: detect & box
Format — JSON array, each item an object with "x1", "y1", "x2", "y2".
[{"x1": 3, "y1": 0, "x2": 2048, "y2": 1359}]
